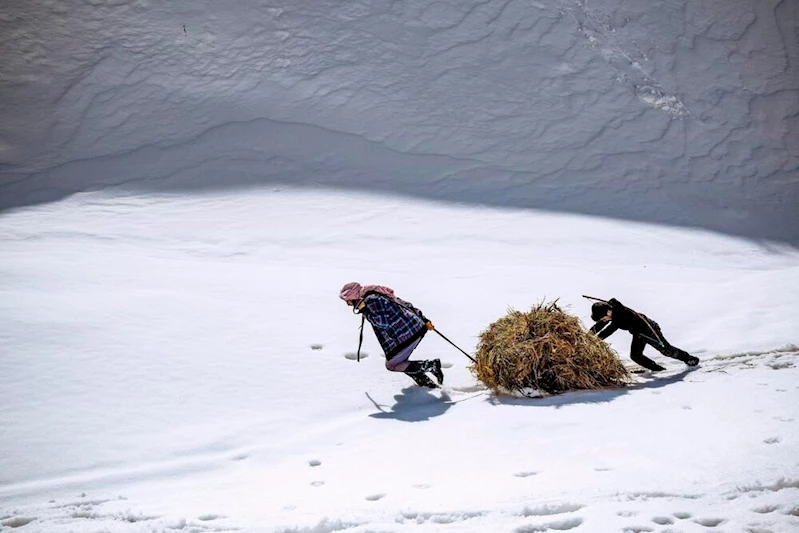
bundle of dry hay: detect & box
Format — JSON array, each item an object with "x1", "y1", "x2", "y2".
[{"x1": 471, "y1": 301, "x2": 629, "y2": 396}]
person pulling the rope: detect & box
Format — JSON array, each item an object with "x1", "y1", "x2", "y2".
[
  {"x1": 589, "y1": 297, "x2": 700, "y2": 371},
  {"x1": 339, "y1": 282, "x2": 444, "y2": 388}
]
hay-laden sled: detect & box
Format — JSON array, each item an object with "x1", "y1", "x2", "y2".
[{"x1": 471, "y1": 301, "x2": 630, "y2": 396}]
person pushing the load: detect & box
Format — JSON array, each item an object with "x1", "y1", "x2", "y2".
[{"x1": 588, "y1": 297, "x2": 699, "y2": 371}]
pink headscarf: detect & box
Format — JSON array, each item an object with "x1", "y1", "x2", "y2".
[{"x1": 339, "y1": 282, "x2": 395, "y2": 302}]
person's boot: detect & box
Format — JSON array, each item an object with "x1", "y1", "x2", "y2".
[
  {"x1": 414, "y1": 359, "x2": 444, "y2": 384},
  {"x1": 671, "y1": 347, "x2": 699, "y2": 367},
  {"x1": 404, "y1": 360, "x2": 444, "y2": 387},
  {"x1": 405, "y1": 370, "x2": 438, "y2": 388}
]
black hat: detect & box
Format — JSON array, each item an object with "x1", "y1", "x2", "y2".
[{"x1": 591, "y1": 301, "x2": 611, "y2": 321}]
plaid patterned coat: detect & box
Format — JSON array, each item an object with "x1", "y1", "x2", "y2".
[{"x1": 361, "y1": 292, "x2": 428, "y2": 358}]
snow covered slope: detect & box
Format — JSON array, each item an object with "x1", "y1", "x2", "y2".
[
  {"x1": 1, "y1": 0, "x2": 797, "y2": 241},
  {"x1": 1, "y1": 0, "x2": 798, "y2": 530},
  {"x1": 1, "y1": 190, "x2": 798, "y2": 532}
]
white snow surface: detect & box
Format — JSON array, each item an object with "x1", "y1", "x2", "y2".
[
  {"x1": 1, "y1": 0, "x2": 798, "y2": 530},
  {"x1": 1, "y1": 190, "x2": 798, "y2": 532}
]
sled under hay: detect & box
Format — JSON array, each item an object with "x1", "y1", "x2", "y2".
[{"x1": 471, "y1": 301, "x2": 629, "y2": 396}]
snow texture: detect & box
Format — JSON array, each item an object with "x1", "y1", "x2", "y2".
[
  {"x1": 1, "y1": 0, "x2": 799, "y2": 532},
  {"x1": 1, "y1": 190, "x2": 798, "y2": 532},
  {"x1": 0, "y1": 0, "x2": 797, "y2": 242}
]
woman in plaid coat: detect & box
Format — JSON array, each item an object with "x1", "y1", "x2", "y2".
[{"x1": 340, "y1": 282, "x2": 444, "y2": 388}]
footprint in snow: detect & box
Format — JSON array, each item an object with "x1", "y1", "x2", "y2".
[
  {"x1": 1, "y1": 517, "x2": 37, "y2": 528},
  {"x1": 441, "y1": 361, "x2": 454, "y2": 368},
  {"x1": 365, "y1": 493, "x2": 385, "y2": 501},
  {"x1": 310, "y1": 344, "x2": 324, "y2": 351},
  {"x1": 344, "y1": 352, "x2": 368, "y2": 360},
  {"x1": 672, "y1": 511, "x2": 691, "y2": 519},
  {"x1": 520, "y1": 503, "x2": 582, "y2": 516},
  {"x1": 308, "y1": 459, "x2": 321, "y2": 467},
  {"x1": 310, "y1": 481, "x2": 325, "y2": 487},
  {"x1": 651, "y1": 516, "x2": 673, "y2": 525},
  {"x1": 197, "y1": 514, "x2": 223, "y2": 521},
  {"x1": 593, "y1": 467, "x2": 613, "y2": 472},
  {"x1": 514, "y1": 471, "x2": 538, "y2": 478},
  {"x1": 752, "y1": 505, "x2": 779, "y2": 514},
  {"x1": 517, "y1": 517, "x2": 583, "y2": 532},
  {"x1": 412, "y1": 483, "x2": 431, "y2": 489},
  {"x1": 694, "y1": 517, "x2": 725, "y2": 527},
  {"x1": 763, "y1": 437, "x2": 781, "y2": 444},
  {"x1": 617, "y1": 511, "x2": 638, "y2": 517},
  {"x1": 622, "y1": 527, "x2": 653, "y2": 533}
]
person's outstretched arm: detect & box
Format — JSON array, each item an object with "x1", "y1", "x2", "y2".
[{"x1": 591, "y1": 321, "x2": 619, "y2": 340}]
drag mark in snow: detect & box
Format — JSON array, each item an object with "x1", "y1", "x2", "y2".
[
  {"x1": 276, "y1": 518, "x2": 362, "y2": 533},
  {"x1": 737, "y1": 478, "x2": 799, "y2": 493},
  {"x1": 622, "y1": 491, "x2": 702, "y2": 501},
  {"x1": 397, "y1": 510, "x2": 486, "y2": 525},
  {"x1": 1, "y1": 497, "x2": 234, "y2": 533}
]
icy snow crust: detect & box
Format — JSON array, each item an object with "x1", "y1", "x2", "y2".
[
  {"x1": 1, "y1": 190, "x2": 798, "y2": 532},
  {"x1": 0, "y1": 0, "x2": 797, "y2": 241}
]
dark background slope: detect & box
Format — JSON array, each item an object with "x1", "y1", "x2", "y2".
[{"x1": 1, "y1": 0, "x2": 796, "y2": 241}]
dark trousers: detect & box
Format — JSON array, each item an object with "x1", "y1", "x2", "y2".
[{"x1": 630, "y1": 320, "x2": 691, "y2": 371}]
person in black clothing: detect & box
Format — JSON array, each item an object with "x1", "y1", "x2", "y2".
[{"x1": 590, "y1": 298, "x2": 699, "y2": 371}]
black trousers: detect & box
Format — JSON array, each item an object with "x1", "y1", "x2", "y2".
[{"x1": 630, "y1": 320, "x2": 691, "y2": 371}]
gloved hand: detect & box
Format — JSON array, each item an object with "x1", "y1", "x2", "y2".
[{"x1": 425, "y1": 321, "x2": 435, "y2": 331}]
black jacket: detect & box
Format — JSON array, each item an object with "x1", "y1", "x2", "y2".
[{"x1": 589, "y1": 298, "x2": 654, "y2": 340}]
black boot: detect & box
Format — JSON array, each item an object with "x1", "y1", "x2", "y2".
[
  {"x1": 404, "y1": 359, "x2": 444, "y2": 387},
  {"x1": 669, "y1": 347, "x2": 699, "y2": 367},
  {"x1": 405, "y1": 370, "x2": 439, "y2": 388},
  {"x1": 429, "y1": 359, "x2": 444, "y2": 385},
  {"x1": 412, "y1": 359, "x2": 444, "y2": 384}
]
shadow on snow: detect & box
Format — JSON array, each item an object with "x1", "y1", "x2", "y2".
[
  {"x1": 488, "y1": 366, "x2": 698, "y2": 408},
  {"x1": 366, "y1": 387, "x2": 453, "y2": 422}
]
